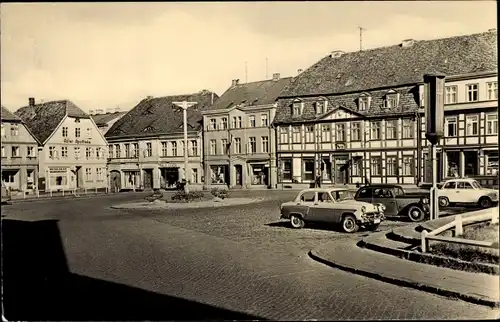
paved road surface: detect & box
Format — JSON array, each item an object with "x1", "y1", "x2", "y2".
[{"x1": 2, "y1": 191, "x2": 496, "y2": 320}]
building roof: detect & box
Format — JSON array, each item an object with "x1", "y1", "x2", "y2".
[
  {"x1": 279, "y1": 31, "x2": 497, "y2": 98},
  {"x1": 105, "y1": 90, "x2": 219, "y2": 139},
  {"x1": 206, "y1": 77, "x2": 293, "y2": 111},
  {"x1": 14, "y1": 100, "x2": 89, "y2": 144},
  {"x1": 91, "y1": 111, "x2": 128, "y2": 126},
  {"x1": 1, "y1": 106, "x2": 22, "y2": 122}
]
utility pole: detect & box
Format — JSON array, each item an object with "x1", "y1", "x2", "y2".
[
  {"x1": 265, "y1": 58, "x2": 268, "y2": 79},
  {"x1": 173, "y1": 101, "x2": 198, "y2": 194},
  {"x1": 358, "y1": 26, "x2": 365, "y2": 51},
  {"x1": 245, "y1": 61, "x2": 248, "y2": 83}
]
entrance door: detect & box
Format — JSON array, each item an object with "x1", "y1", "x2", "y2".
[
  {"x1": 235, "y1": 165, "x2": 242, "y2": 186},
  {"x1": 75, "y1": 166, "x2": 82, "y2": 188},
  {"x1": 110, "y1": 170, "x2": 121, "y2": 192},
  {"x1": 144, "y1": 169, "x2": 153, "y2": 189},
  {"x1": 334, "y1": 155, "x2": 349, "y2": 184}
]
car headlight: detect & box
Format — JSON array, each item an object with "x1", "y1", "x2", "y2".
[
  {"x1": 421, "y1": 198, "x2": 429, "y2": 204},
  {"x1": 379, "y1": 204, "x2": 386, "y2": 211},
  {"x1": 361, "y1": 206, "x2": 366, "y2": 213}
]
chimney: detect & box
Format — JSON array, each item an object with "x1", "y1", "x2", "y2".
[
  {"x1": 297, "y1": 69, "x2": 303, "y2": 75},
  {"x1": 146, "y1": 96, "x2": 153, "y2": 100},
  {"x1": 29, "y1": 97, "x2": 35, "y2": 107},
  {"x1": 89, "y1": 109, "x2": 95, "y2": 114},
  {"x1": 211, "y1": 92, "x2": 214, "y2": 105},
  {"x1": 115, "y1": 106, "x2": 120, "y2": 113},
  {"x1": 329, "y1": 51, "x2": 345, "y2": 58},
  {"x1": 401, "y1": 39, "x2": 416, "y2": 48},
  {"x1": 272, "y1": 73, "x2": 280, "y2": 81},
  {"x1": 232, "y1": 79, "x2": 240, "y2": 86}
]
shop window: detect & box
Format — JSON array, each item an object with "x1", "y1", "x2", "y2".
[
  {"x1": 386, "y1": 156, "x2": 397, "y2": 176},
  {"x1": 2, "y1": 171, "x2": 16, "y2": 183},
  {"x1": 251, "y1": 165, "x2": 268, "y2": 185},
  {"x1": 210, "y1": 165, "x2": 227, "y2": 184},
  {"x1": 321, "y1": 158, "x2": 332, "y2": 181},
  {"x1": 464, "y1": 151, "x2": 478, "y2": 176},
  {"x1": 303, "y1": 159, "x2": 315, "y2": 181},
  {"x1": 371, "y1": 157, "x2": 381, "y2": 176},
  {"x1": 281, "y1": 159, "x2": 292, "y2": 181},
  {"x1": 55, "y1": 176, "x2": 63, "y2": 186},
  {"x1": 486, "y1": 151, "x2": 498, "y2": 176},
  {"x1": 446, "y1": 151, "x2": 460, "y2": 177}
]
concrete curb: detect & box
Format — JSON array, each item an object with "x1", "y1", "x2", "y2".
[
  {"x1": 110, "y1": 197, "x2": 268, "y2": 210},
  {"x1": 8, "y1": 191, "x2": 149, "y2": 204},
  {"x1": 308, "y1": 249, "x2": 499, "y2": 308}
]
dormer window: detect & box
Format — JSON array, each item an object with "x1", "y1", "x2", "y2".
[
  {"x1": 209, "y1": 118, "x2": 216, "y2": 130},
  {"x1": 292, "y1": 99, "x2": 303, "y2": 116},
  {"x1": 383, "y1": 91, "x2": 399, "y2": 109},
  {"x1": 358, "y1": 93, "x2": 371, "y2": 111},
  {"x1": 315, "y1": 99, "x2": 328, "y2": 114}
]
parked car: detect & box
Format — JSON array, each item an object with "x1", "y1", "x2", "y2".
[
  {"x1": 280, "y1": 188, "x2": 386, "y2": 233},
  {"x1": 1, "y1": 181, "x2": 11, "y2": 204},
  {"x1": 438, "y1": 178, "x2": 499, "y2": 208},
  {"x1": 354, "y1": 184, "x2": 430, "y2": 222}
]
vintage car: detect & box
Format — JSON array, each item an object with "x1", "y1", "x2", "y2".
[
  {"x1": 280, "y1": 188, "x2": 386, "y2": 233},
  {"x1": 354, "y1": 184, "x2": 430, "y2": 222},
  {"x1": 438, "y1": 178, "x2": 499, "y2": 208}
]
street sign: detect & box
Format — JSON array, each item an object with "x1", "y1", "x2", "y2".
[{"x1": 424, "y1": 74, "x2": 446, "y2": 145}]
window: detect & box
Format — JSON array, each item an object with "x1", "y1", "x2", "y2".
[
  {"x1": 233, "y1": 138, "x2": 241, "y2": 154},
  {"x1": 261, "y1": 136, "x2": 269, "y2": 153},
  {"x1": 124, "y1": 143, "x2": 130, "y2": 158},
  {"x1": 386, "y1": 156, "x2": 397, "y2": 176},
  {"x1": 402, "y1": 156, "x2": 414, "y2": 176},
  {"x1": 486, "y1": 151, "x2": 498, "y2": 176},
  {"x1": 209, "y1": 119, "x2": 216, "y2": 130},
  {"x1": 10, "y1": 124, "x2": 19, "y2": 136},
  {"x1": 1, "y1": 124, "x2": 4, "y2": 137},
  {"x1": 303, "y1": 159, "x2": 315, "y2": 181},
  {"x1": 358, "y1": 96, "x2": 370, "y2": 111},
  {"x1": 237, "y1": 116, "x2": 242, "y2": 128},
  {"x1": 384, "y1": 94, "x2": 398, "y2": 108},
  {"x1": 86, "y1": 147, "x2": 91, "y2": 159},
  {"x1": 180, "y1": 141, "x2": 185, "y2": 157},
  {"x1": 249, "y1": 137, "x2": 256, "y2": 153},
  {"x1": 292, "y1": 101, "x2": 302, "y2": 116},
  {"x1": 385, "y1": 120, "x2": 397, "y2": 139},
  {"x1": 351, "y1": 122, "x2": 362, "y2": 141},
  {"x1": 457, "y1": 181, "x2": 473, "y2": 189},
  {"x1": 292, "y1": 126, "x2": 301, "y2": 143},
  {"x1": 96, "y1": 168, "x2": 103, "y2": 181},
  {"x1": 62, "y1": 127, "x2": 68, "y2": 137},
  {"x1": 445, "y1": 86, "x2": 457, "y2": 104},
  {"x1": 1, "y1": 146, "x2": 5, "y2": 157},
  {"x1": 352, "y1": 158, "x2": 363, "y2": 176},
  {"x1": 85, "y1": 168, "x2": 92, "y2": 181},
  {"x1": 191, "y1": 168, "x2": 198, "y2": 183},
  {"x1": 49, "y1": 146, "x2": 55, "y2": 159},
  {"x1": 109, "y1": 145, "x2": 114, "y2": 158},
  {"x1": 161, "y1": 142, "x2": 168, "y2": 156},
  {"x1": 210, "y1": 165, "x2": 227, "y2": 184},
  {"x1": 144, "y1": 143, "x2": 151, "y2": 157},
  {"x1": 132, "y1": 143, "x2": 139, "y2": 157},
  {"x1": 232, "y1": 116, "x2": 242, "y2": 129},
  {"x1": 315, "y1": 101, "x2": 327, "y2": 114},
  {"x1": 402, "y1": 119, "x2": 414, "y2": 139},
  {"x1": 321, "y1": 124, "x2": 331, "y2": 142},
  {"x1": 171, "y1": 142, "x2": 177, "y2": 156},
  {"x1": 371, "y1": 121, "x2": 381, "y2": 140},
  {"x1": 86, "y1": 128, "x2": 91, "y2": 138},
  {"x1": 466, "y1": 84, "x2": 479, "y2": 102},
  {"x1": 357, "y1": 188, "x2": 372, "y2": 198},
  {"x1": 27, "y1": 146, "x2": 34, "y2": 157},
  {"x1": 487, "y1": 113, "x2": 498, "y2": 135},
  {"x1": 249, "y1": 115, "x2": 256, "y2": 128},
  {"x1": 75, "y1": 147, "x2": 81, "y2": 159},
  {"x1": 300, "y1": 191, "x2": 316, "y2": 202},
  {"x1": 445, "y1": 117, "x2": 457, "y2": 137},
  {"x1": 75, "y1": 128, "x2": 80, "y2": 138},
  {"x1": 443, "y1": 181, "x2": 456, "y2": 189},
  {"x1": 210, "y1": 140, "x2": 217, "y2": 155},
  {"x1": 336, "y1": 123, "x2": 345, "y2": 142},
  {"x1": 61, "y1": 147, "x2": 68, "y2": 158},
  {"x1": 221, "y1": 117, "x2": 228, "y2": 130},
  {"x1": 281, "y1": 159, "x2": 292, "y2": 181},
  {"x1": 371, "y1": 157, "x2": 381, "y2": 176},
  {"x1": 190, "y1": 140, "x2": 198, "y2": 156},
  {"x1": 487, "y1": 82, "x2": 498, "y2": 100},
  {"x1": 96, "y1": 147, "x2": 101, "y2": 159},
  {"x1": 305, "y1": 126, "x2": 314, "y2": 143},
  {"x1": 2, "y1": 171, "x2": 15, "y2": 183},
  {"x1": 466, "y1": 115, "x2": 478, "y2": 135},
  {"x1": 261, "y1": 114, "x2": 268, "y2": 126},
  {"x1": 220, "y1": 139, "x2": 228, "y2": 155},
  {"x1": 280, "y1": 127, "x2": 289, "y2": 144},
  {"x1": 75, "y1": 118, "x2": 80, "y2": 123}
]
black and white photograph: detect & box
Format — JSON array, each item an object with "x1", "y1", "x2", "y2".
[{"x1": 1, "y1": 1, "x2": 499, "y2": 320}]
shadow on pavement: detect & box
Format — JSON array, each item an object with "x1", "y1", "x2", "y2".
[{"x1": 2, "y1": 219, "x2": 264, "y2": 321}]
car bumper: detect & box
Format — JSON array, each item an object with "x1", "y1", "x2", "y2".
[{"x1": 359, "y1": 213, "x2": 385, "y2": 225}]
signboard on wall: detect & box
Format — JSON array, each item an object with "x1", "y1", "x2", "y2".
[
  {"x1": 50, "y1": 167, "x2": 68, "y2": 173},
  {"x1": 64, "y1": 139, "x2": 92, "y2": 144}
]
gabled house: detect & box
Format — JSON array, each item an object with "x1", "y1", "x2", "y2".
[
  {"x1": 202, "y1": 73, "x2": 292, "y2": 189},
  {"x1": 273, "y1": 30, "x2": 498, "y2": 188},
  {"x1": 105, "y1": 90, "x2": 218, "y2": 191},
  {"x1": 90, "y1": 107, "x2": 128, "y2": 135},
  {"x1": 15, "y1": 98, "x2": 108, "y2": 191},
  {"x1": 1, "y1": 105, "x2": 40, "y2": 191}
]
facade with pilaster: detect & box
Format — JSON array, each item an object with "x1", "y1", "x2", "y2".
[
  {"x1": 273, "y1": 30, "x2": 497, "y2": 188},
  {"x1": 202, "y1": 74, "x2": 292, "y2": 189},
  {"x1": 105, "y1": 90, "x2": 218, "y2": 191}
]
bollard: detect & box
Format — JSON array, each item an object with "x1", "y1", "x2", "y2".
[
  {"x1": 492, "y1": 208, "x2": 499, "y2": 225},
  {"x1": 50, "y1": 189, "x2": 53, "y2": 197},
  {"x1": 62, "y1": 189, "x2": 64, "y2": 197},
  {"x1": 36, "y1": 189, "x2": 40, "y2": 198},
  {"x1": 84, "y1": 188, "x2": 87, "y2": 195},
  {"x1": 421, "y1": 230, "x2": 429, "y2": 253},
  {"x1": 455, "y1": 215, "x2": 463, "y2": 236},
  {"x1": 23, "y1": 190, "x2": 26, "y2": 199},
  {"x1": 95, "y1": 187, "x2": 98, "y2": 194}
]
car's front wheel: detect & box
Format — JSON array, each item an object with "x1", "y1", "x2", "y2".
[
  {"x1": 438, "y1": 197, "x2": 449, "y2": 208},
  {"x1": 341, "y1": 214, "x2": 359, "y2": 233},
  {"x1": 290, "y1": 214, "x2": 305, "y2": 229},
  {"x1": 407, "y1": 205, "x2": 426, "y2": 222},
  {"x1": 479, "y1": 197, "x2": 492, "y2": 209}
]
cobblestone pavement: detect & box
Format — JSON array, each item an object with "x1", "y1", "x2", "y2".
[{"x1": 2, "y1": 191, "x2": 496, "y2": 320}]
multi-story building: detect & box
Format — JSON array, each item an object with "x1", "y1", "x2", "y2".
[
  {"x1": 105, "y1": 90, "x2": 218, "y2": 191},
  {"x1": 1, "y1": 105, "x2": 39, "y2": 191},
  {"x1": 202, "y1": 73, "x2": 292, "y2": 189},
  {"x1": 15, "y1": 98, "x2": 108, "y2": 191},
  {"x1": 90, "y1": 107, "x2": 128, "y2": 135},
  {"x1": 273, "y1": 30, "x2": 498, "y2": 188}
]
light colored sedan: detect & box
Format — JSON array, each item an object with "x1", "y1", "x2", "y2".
[
  {"x1": 280, "y1": 188, "x2": 386, "y2": 233},
  {"x1": 438, "y1": 178, "x2": 499, "y2": 208}
]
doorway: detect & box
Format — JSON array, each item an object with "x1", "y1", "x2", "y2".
[
  {"x1": 110, "y1": 170, "x2": 121, "y2": 192},
  {"x1": 234, "y1": 165, "x2": 242, "y2": 186},
  {"x1": 75, "y1": 166, "x2": 83, "y2": 188},
  {"x1": 334, "y1": 155, "x2": 349, "y2": 184},
  {"x1": 143, "y1": 169, "x2": 153, "y2": 189}
]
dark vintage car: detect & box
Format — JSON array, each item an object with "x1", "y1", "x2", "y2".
[{"x1": 354, "y1": 184, "x2": 430, "y2": 222}]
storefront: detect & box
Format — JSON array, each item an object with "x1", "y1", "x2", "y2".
[
  {"x1": 46, "y1": 166, "x2": 70, "y2": 191},
  {"x1": 160, "y1": 167, "x2": 180, "y2": 189},
  {"x1": 123, "y1": 170, "x2": 140, "y2": 190},
  {"x1": 209, "y1": 165, "x2": 229, "y2": 185},
  {"x1": 248, "y1": 162, "x2": 269, "y2": 186}
]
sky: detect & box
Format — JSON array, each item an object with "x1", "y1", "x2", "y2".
[{"x1": 1, "y1": 1, "x2": 497, "y2": 113}]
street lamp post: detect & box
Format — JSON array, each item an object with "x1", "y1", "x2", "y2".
[{"x1": 173, "y1": 100, "x2": 198, "y2": 194}]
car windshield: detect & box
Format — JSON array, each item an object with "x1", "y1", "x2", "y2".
[
  {"x1": 332, "y1": 190, "x2": 353, "y2": 201},
  {"x1": 471, "y1": 180, "x2": 482, "y2": 189}
]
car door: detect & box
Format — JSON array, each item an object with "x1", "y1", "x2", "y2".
[
  {"x1": 456, "y1": 181, "x2": 477, "y2": 203},
  {"x1": 440, "y1": 181, "x2": 456, "y2": 202},
  {"x1": 355, "y1": 187, "x2": 373, "y2": 204},
  {"x1": 296, "y1": 191, "x2": 317, "y2": 220},
  {"x1": 372, "y1": 188, "x2": 398, "y2": 216},
  {"x1": 308, "y1": 192, "x2": 336, "y2": 223}
]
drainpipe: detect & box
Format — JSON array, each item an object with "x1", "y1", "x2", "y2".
[{"x1": 416, "y1": 111, "x2": 422, "y2": 186}]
